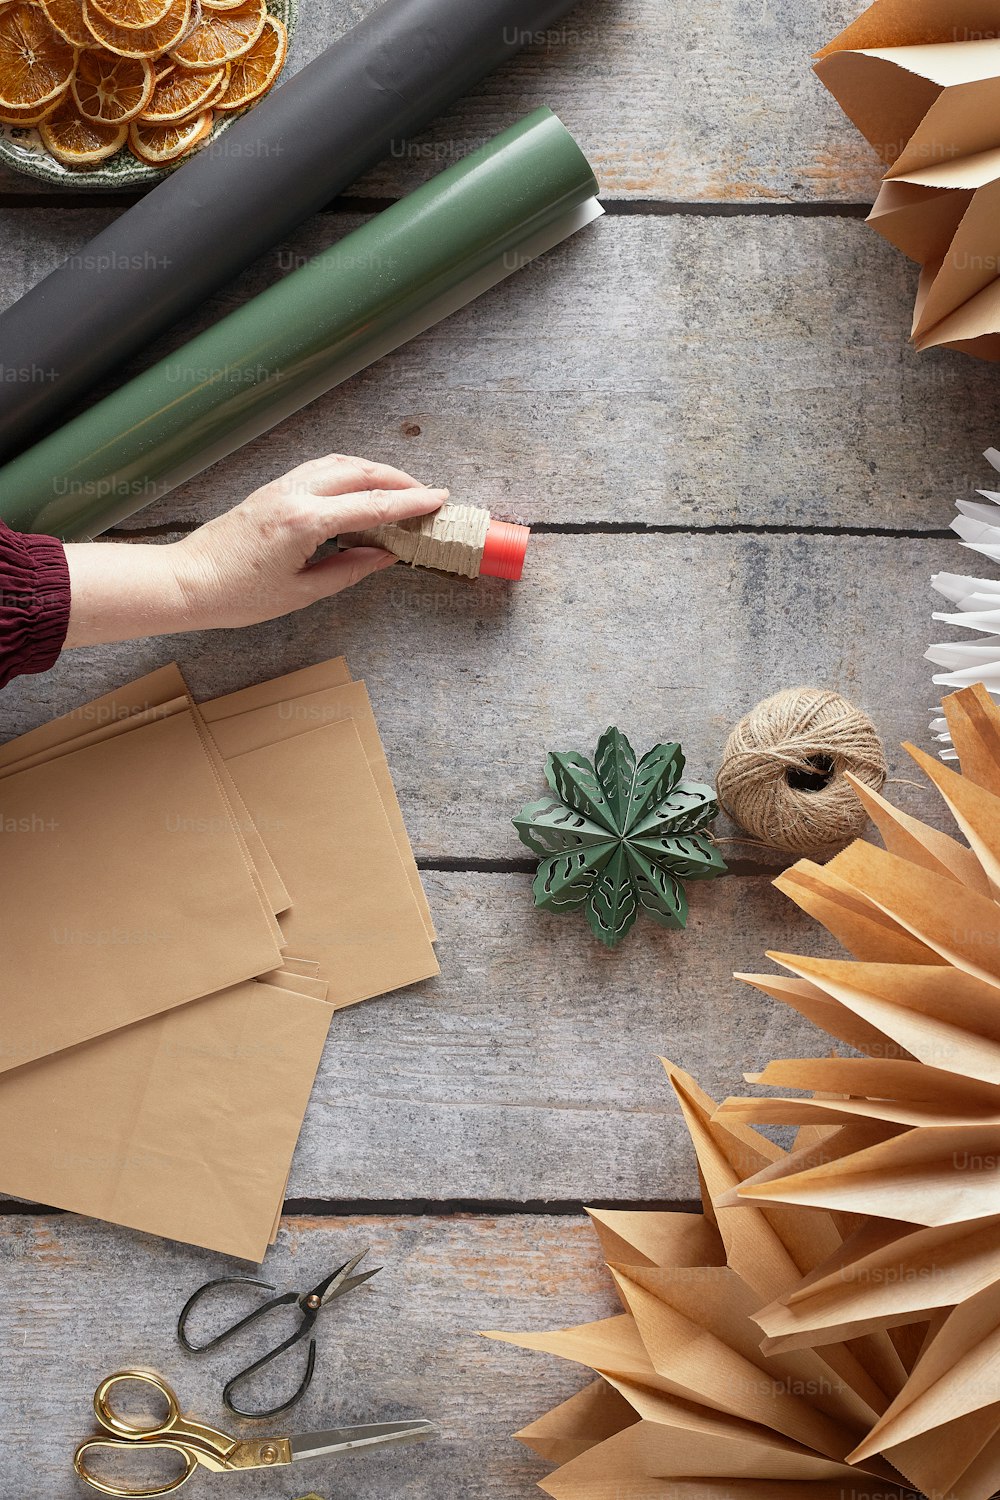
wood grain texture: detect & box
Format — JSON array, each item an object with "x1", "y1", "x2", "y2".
[
  {"x1": 0, "y1": 870, "x2": 831, "y2": 1207},
  {"x1": 0, "y1": 2, "x2": 980, "y2": 1489},
  {"x1": 0, "y1": 0, "x2": 884, "y2": 202},
  {"x1": 0, "y1": 532, "x2": 955, "y2": 859},
  {"x1": 0, "y1": 1213, "x2": 616, "y2": 1496},
  {"x1": 2, "y1": 212, "x2": 995, "y2": 529},
  {"x1": 285, "y1": 870, "x2": 839, "y2": 1202}
]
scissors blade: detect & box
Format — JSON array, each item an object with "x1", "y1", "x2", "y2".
[
  {"x1": 325, "y1": 1267, "x2": 381, "y2": 1302},
  {"x1": 290, "y1": 1420, "x2": 438, "y2": 1462},
  {"x1": 313, "y1": 1248, "x2": 382, "y2": 1307}
]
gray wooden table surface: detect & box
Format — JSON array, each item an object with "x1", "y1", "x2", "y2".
[{"x1": 0, "y1": 0, "x2": 990, "y2": 1494}]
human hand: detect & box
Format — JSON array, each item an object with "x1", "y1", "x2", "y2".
[
  {"x1": 64, "y1": 454, "x2": 447, "y2": 647},
  {"x1": 173, "y1": 453, "x2": 448, "y2": 630}
]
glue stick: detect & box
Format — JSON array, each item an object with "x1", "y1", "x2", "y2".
[{"x1": 339, "y1": 501, "x2": 529, "y2": 581}]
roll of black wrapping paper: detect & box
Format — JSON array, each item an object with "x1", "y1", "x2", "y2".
[
  {"x1": 0, "y1": 110, "x2": 601, "y2": 539},
  {"x1": 0, "y1": 0, "x2": 588, "y2": 464}
]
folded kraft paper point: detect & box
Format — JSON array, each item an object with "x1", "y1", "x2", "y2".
[
  {"x1": 0, "y1": 0, "x2": 590, "y2": 465},
  {"x1": 340, "y1": 502, "x2": 531, "y2": 581},
  {"x1": 0, "y1": 110, "x2": 601, "y2": 541}
]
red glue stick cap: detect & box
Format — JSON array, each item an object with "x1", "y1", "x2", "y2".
[{"x1": 480, "y1": 519, "x2": 530, "y2": 581}]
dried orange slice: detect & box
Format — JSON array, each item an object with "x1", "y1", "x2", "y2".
[
  {"x1": 138, "y1": 58, "x2": 222, "y2": 121},
  {"x1": 88, "y1": 0, "x2": 174, "y2": 32},
  {"x1": 40, "y1": 95, "x2": 127, "y2": 161},
  {"x1": 128, "y1": 102, "x2": 209, "y2": 161},
  {"x1": 72, "y1": 49, "x2": 153, "y2": 122},
  {"x1": 213, "y1": 11, "x2": 282, "y2": 110},
  {"x1": 0, "y1": 2, "x2": 76, "y2": 110},
  {"x1": 83, "y1": 0, "x2": 191, "y2": 57},
  {"x1": 168, "y1": 0, "x2": 263, "y2": 69},
  {"x1": 39, "y1": 0, "x2": 91, "y2": 48},
  {"x1": 0, "y1": 86, "x2": 66, "y2": 124}
]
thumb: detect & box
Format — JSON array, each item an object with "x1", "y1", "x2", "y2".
[{"x1": 299, "y1": 546, "x2": 397, "y2": 602}]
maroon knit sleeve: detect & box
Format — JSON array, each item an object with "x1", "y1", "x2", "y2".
[{"x1": 0, "y1": 521, "x2": 71, "y2": 691}]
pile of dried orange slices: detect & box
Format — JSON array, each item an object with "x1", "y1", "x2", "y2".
[{"x1": 0, "y1": 0, "x2": 286, "y2": 168}]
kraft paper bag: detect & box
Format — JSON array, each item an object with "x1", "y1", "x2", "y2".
[
  {"x1": 0, "y1": 657, "x2": 436, "y2": 1253},
  {"x1": 492, "y1": 1320, "x2": 904, "y2": 1493},
  {"x1": 0, "y1": 668, "x2": 292, "y2": 922},
  {"x1": 0, "y1": 687, "x2": 286, "y2": 957},
  {"x1": 0, "y1": 708, "x2": 284, "y2": 1071},
  {"x1": 871, "y1": 165, "x2": 1000, "y2": 352},
  {"x1": 755, "y1": 1216, "x2": 1000, "y2": 1353},
  {"x1": 718, "y1": 1054, "x2": 1000, "y2": 1130},
  {"x1": 273, "y1": 956, "x2": 321, "y2": 976},
  {"x1": 868, "y1": 178, "x2": 974, "y2": 265},
  {"x1": 0, "y1": 693, "x2": 189, "y2": 777},
  {"x1": 845, "y1": 768, "x2": 989, "y2": 891},
  {"x1": 222, "y1": 718, "x2": 439, "y2": 1005},
  {"x1": 259, "y1": 970, "x2": 330, "y2": 1000},
  {"x1": 664, "y1": 1065, "x2": 904, "y2": 1416},
  {"x1": 201, "y1": 676, "x2": 434, "y2": 941},
  {"x1": 606, "y1": 1264, "x2": 875, "y2": 1457},
  {"x1": 815, "y1": 39, "x2": 1000, "y2": 167},
  {"x1": 850, "y1": 1278, "x2": 1000, "y2": 1459},
  {"x1": 817, "y1": 1, "x2": 1000, "y2": 56},
  {"x1": 773, "y1": 862, "x2": 937, "y2": 965},
  {"x1": 753, "y1": 954, "x2": 1000, "y2": 1083},
  {"x1": 727, "y1": 1124, "x2": 1000, "y2": 1225},
  {"x1": 0, "y1": 663, "x2": 185, "y2": 770},
  {"x1": 812, "y1": 27, "x2": 1000, "y2": 360},
  {"x1": 517, "y1": 1379, "x2": 638, "y2": 1469},
  {"x1": 495, "y1": 1061, "x2": 983, "y2": 1500},
  {"x1": 198, "y1": 655, "x2": 352, "y2": 717},
  {"x1": 0, "y1": 979, "x2": 331, "y2": 1261}
]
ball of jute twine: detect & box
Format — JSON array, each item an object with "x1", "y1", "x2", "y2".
[{"x1": 716, "y1": 688, "x2": 888, "y2": 855}]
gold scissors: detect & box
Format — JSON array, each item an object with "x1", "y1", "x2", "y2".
[{"x1": 74, "y1": 1370, "x2": 437, "y2": 1497}]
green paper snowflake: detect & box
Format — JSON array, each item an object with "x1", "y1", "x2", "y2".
[{"x1": 513, "y1": 728, "x2": 727, "y2": 949}]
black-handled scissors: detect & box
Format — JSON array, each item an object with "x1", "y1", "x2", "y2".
[{"x1": 177, "y1": 1249, "x2": 380, "y2": 1419}]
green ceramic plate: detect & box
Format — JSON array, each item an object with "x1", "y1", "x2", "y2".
[{"x1": 0, "y1": 0, "x2": 295, "y2": 188}]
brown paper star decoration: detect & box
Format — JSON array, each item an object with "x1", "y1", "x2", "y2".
[
  {"x1": 487, "y1": 682, "x2": 1000, "y2": 1500},
  {"x1": 817, "y1": 0, "x2": 1000, "y2": 358}
]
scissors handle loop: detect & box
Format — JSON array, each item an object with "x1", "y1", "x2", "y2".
[
  {"x1": 176, "y1": 1278, "x2": 280, "y2": 1354},
  {"x1": 91, "y1": 1370, "x2": 237, "y2": 1466},
  {"x1": 95, "y1": 1371, "x2": 181, "y2": 1439},
  {"x1": 223, "y1": 1335, "x2": 317, "y2": 1419},
  {"x1": 73, "y1": 1437, "x2": 197, "y2": 1497}
]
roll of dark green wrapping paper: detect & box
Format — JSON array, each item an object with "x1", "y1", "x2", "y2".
[
  {"x1": 0, "y1": 110, "x2": 601, "y2": 540},
  {"x1": 0, "y1": 0, "x2": 590, "y2": 464}
]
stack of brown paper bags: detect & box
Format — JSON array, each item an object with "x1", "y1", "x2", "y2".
[
  {"x1": 491, "y1": 684, "x2": 1000, "y2": 1499},
  {"x1": 0, "y1": 657, "x2": 436, "y2": 1261},
  {"x1": 816, "y1": 0, "x2": 1000, "y2": 358}
]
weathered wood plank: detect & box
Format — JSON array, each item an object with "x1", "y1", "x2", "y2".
[
  {"x1": 0, "y1": 532, "x2": 957, "y2": 858},
  {"x1": 0, "y1": 881, "x2": 891, "y2": 1208},
  {"x1": 1, "y1": 213, "x2": 993, "y2": 530},
  {"x1": 0, "y1": 1212, "x2": 616, "y2": 1495},
  {"x1": 0, "y1": 0, "x2": 883, "y2": 203},
  {"x1": 0, "y1": 531, "x2": 951, "y2": 1203},
  {"x1": 285, "y1": 869, "x2": 841, "y2": 1202}
]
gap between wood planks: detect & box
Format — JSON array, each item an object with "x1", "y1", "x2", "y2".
[
  {"x1": 0, "y1": 193, "x2": 875, "y2": 214},
  {"x1": 110, "y1": 523, "x2": 954, "y2": 541},
  {"x1": 0, "y1": 1196, "x2": 702, "y2": 1217},
  {"x1": 423, "y1": 857, "x2": 780, "y2": 878}
]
